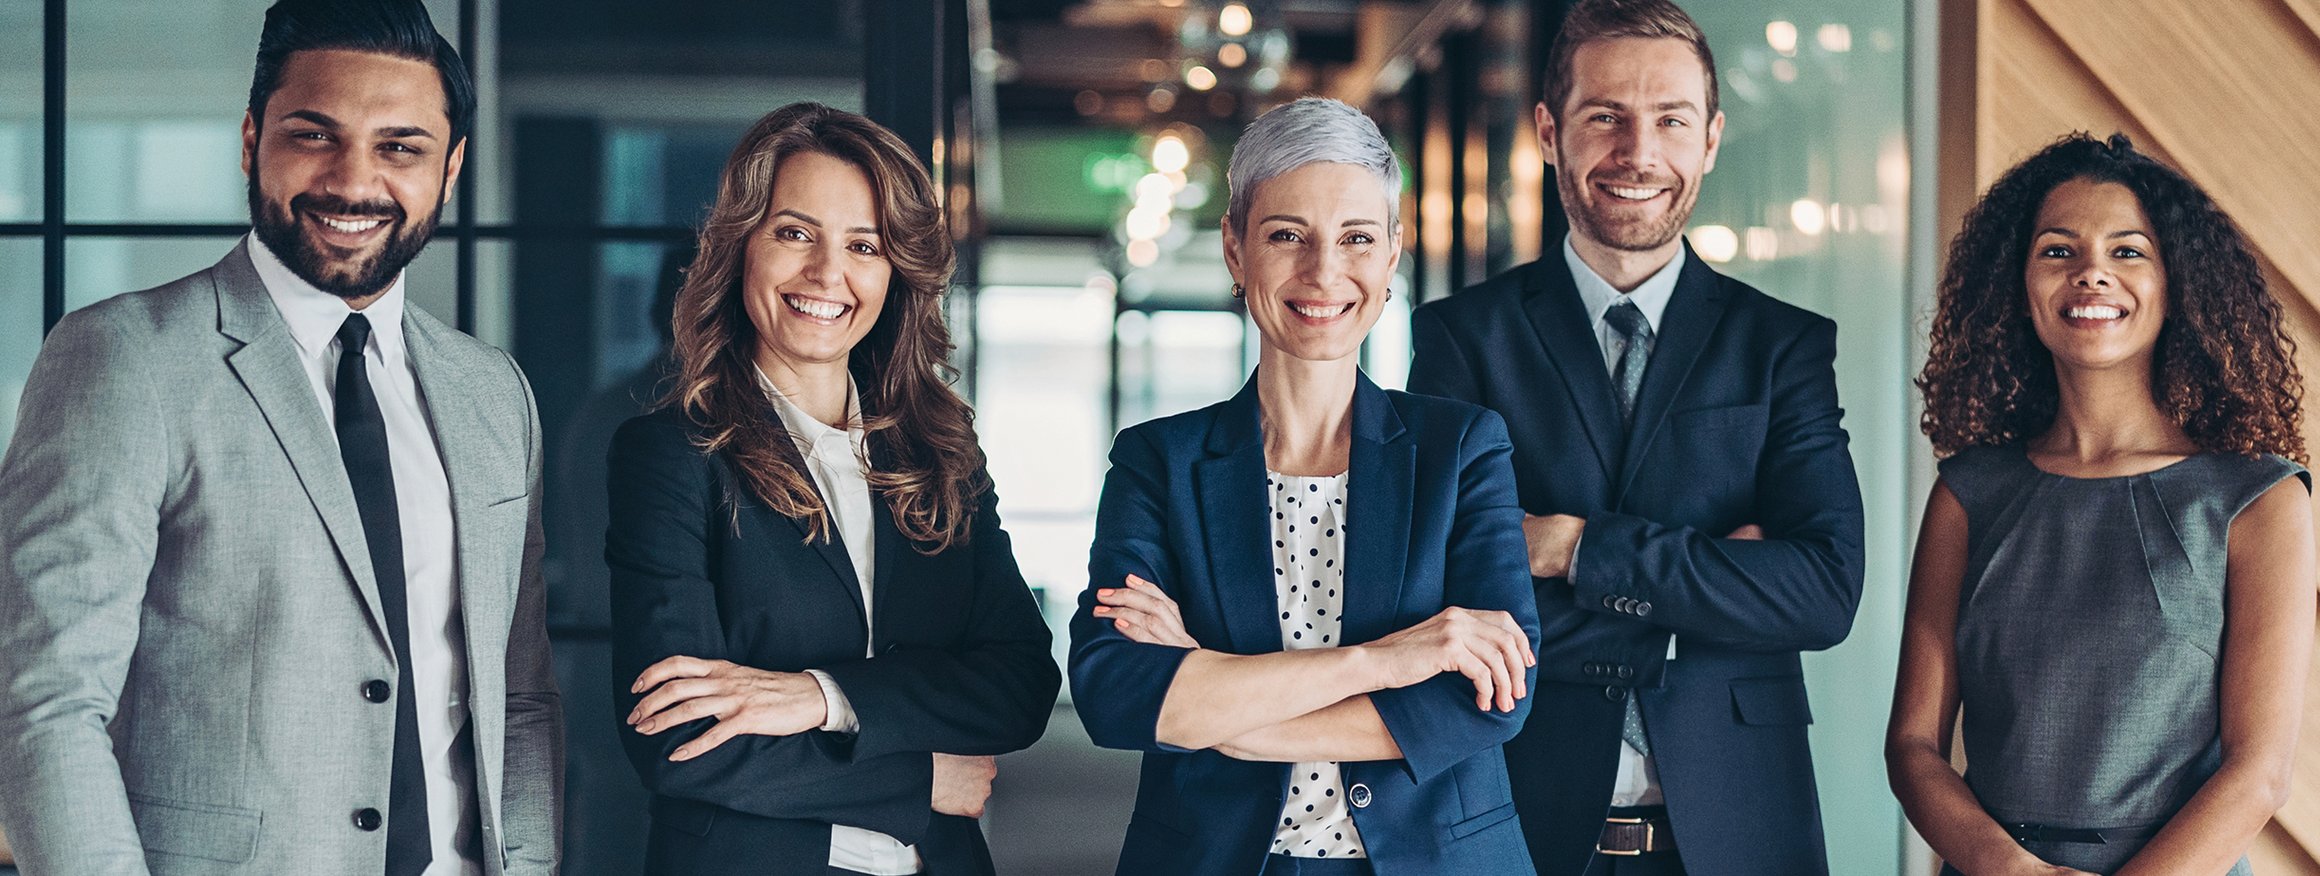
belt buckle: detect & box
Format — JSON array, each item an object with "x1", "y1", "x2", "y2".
[{"x1": 1596, "y1": 816, "x2": 1650, "y2": 856}]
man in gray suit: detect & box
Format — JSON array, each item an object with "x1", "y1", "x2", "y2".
[{"x1": 0, "y1": 1, "x2": 561, "y2": 873}]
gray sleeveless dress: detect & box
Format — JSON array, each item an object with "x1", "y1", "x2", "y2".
[{"x1": 1936, "y1": 445, "x2": 2307, "y2": 875}]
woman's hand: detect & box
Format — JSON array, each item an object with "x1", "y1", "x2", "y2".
[
  {"x1": 1093, "y1": 575, "x2": 1199, "y2": 648},
  {"x1": 1359, "y1": 606, "x2": 1535, "y2": 712},
  {"x1": 627, "y1": 655, "x2": 828, "y2": 761},
  {"x1": 931, "y1": 753, "x2": 997, "y2": 818}
]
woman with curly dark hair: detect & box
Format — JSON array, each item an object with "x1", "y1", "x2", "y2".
[
  {"x1": 605, "y1": 103, "x2": 1059, "y2": 876},
  {"x1": 1887, "y1": 132, "x2": 2313, "y2": 876}
]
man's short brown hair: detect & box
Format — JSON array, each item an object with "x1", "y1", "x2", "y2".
[{"x1": 1543, "y1": 0, "x2": 1719, "y2": 121}]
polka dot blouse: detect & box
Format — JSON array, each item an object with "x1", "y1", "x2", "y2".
[{"x1": 1267, "y1": 471, "x2": 1366, "y2": 860}]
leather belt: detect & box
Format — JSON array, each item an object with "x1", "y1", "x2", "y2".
[
  {"x1": 2002, "y1": 820, "x2": 2163, "y2": 845},
  {"x1": 1596, "y1": 814, "x2": 1676, "y2": 855}
]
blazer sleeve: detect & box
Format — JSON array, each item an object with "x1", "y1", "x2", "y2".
[
  {"x1": 816, "y1": 484, "x2": 1062, "y2": 760},
  {"x1": 0, "y1": 306, "x2": 168, "y2": 875},
  {"x1": 1068, "y1": 425, "x2": 1198, "y2": 753},
  {"x1": 497, "y1": 353, "x2": 564, "y2": 875},
  {"x1": 1568, "y1": 316, "x2": 1865, "y2": 653},
  {"x1": 1407, "y1": 303, "x2": 1482, "y2": 404},
  {"x1": 1366, "y1": 409, "x2": 1541, "y2": 785},
  {"x1": 605, "y1": 415, "x2": 935, "y2": 844}
]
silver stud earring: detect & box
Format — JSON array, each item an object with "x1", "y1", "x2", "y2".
[{"x1": 1231, "y1": 283, "x2": 1245, "y2": 298}]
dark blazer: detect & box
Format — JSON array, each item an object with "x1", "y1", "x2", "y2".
[
  {"x1": 1070, "y1": 373, "x2": 1541, "y2": 875},
  {"x1": 1409, "y1": 245, "x2": 1865, "y2": 876},
  {"x1": 606, "y1": 407, "x2": 1061, "y2": 876}
]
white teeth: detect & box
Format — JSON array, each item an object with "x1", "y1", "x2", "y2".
[
  {"x1": 2065, "y1": 304, "x2": 2125, "y2": 320},
  {"x1": 1289, "y1": 302, "x2": 1352, "y2": 319},
  {"x1": 319, "y1": 216, "x2": 385, "y2": 233},
  {"x1": 1605, "y1": 185, "x2": 1665, "y2": 201},
  {"x1": 785, "y1": 295, "x2": 848, "y2": 320}
]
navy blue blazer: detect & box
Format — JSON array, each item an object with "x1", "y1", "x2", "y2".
[
  {"x1": 1410, "y1": 246, "x2": 1865, "y2": 876},
  {"x1": 606, "y1": 408, "x2": 1060, "y2": 876},
  {"x1": 1070, "y1": 372, "x2": 1541, "y2": 875}
]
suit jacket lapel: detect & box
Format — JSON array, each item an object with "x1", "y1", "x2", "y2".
[
  {"x1": 777, "y1": 446, "x2": 870, "y2": 630},
  {"x1": 212, "y1": 241, "x2": 390, "y2": 650},
  {"x1": 1340, "y1": 376, "x2": 1412, "y2": 648},
  {"x1": 403, "y1": 311, "x2": 513, "y2": 640},
  {"x1": 1193, "y1": 378, "x2": 1280, "y2": 655},
  {"x1": 1522, "y1": 261, "x2": 1621, "y2": 482},
  {"x1": 866, "y1": 492, "x2": 907, "y2": 654},
  {"x1": 1614, "y1": 246, "x2": 1731, "y2": 503}
]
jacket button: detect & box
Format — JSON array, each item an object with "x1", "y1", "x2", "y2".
[
  {"x1": 1600, "y1": 595, "x2": 1617, "y2": 609},
  {"x1": 1635, "y1": 602, "x2": 1653, "y2": 617},
  {"x1": 1348, "y1": 783, "x2": 1372, "y2": 809},
  {"x1": 1616, "y1": 665, "x2": 1634, "y2": 679},
  {"x1": 1604, "y1": 686, "x2": 1626, "y2": 702},
  {"x1": 353, "y1": 808, "x2": 382, "y2": 831},
  {"x1": 362, "y1": 680, "x2": 391, "y2": 703}
]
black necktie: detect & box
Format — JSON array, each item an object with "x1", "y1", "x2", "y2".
[
  {"x1": 1605, "y1": 300, "x2": 1654, "y2": 431},
  {"x1": 334, "y1": 314, "x2": 433, "y2": 875}
]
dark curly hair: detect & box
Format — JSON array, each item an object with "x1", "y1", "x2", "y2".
[{"x1": 1918, "y1": 132, "x2": 2304, "y2": 462}]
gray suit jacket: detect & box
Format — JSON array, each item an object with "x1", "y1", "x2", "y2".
[{"x1": 0, "y1": 242, "x2": 563, "y2": 875}]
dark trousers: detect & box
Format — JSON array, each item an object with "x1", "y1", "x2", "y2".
[
  {"x1": 1581, "y1": 850, "x2": 1686, "y2": 876},
  {"x1": 1258, "y1": 854, "x2": 1377, "y2": 876}
]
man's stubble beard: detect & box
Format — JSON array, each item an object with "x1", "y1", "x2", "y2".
[{"x1": 246, "y1": 155, "x2": 444, "y2": 301}]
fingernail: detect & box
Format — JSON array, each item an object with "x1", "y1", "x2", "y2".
[
  {"x1": 1093, "y1": 606, "x2": 1110, "y2": 614},
  {"x1": 1098, "y1": 588, "x2": 1115, "y2": 597},
  {"x1": 639, "y1": 720, "x2": 654, "y2": 733}
]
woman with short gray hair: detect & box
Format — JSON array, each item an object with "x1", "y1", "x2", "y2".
[{"x1": 1070, "y1": 97, "x2": 1541, "y2": 875}]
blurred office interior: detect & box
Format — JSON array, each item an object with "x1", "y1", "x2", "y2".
[{"x1": 4, "y1": 1, "x2": 2319, "y2": 873}]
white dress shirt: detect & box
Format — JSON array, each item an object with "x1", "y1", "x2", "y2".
[
  {"x1": 753, "y1": 367, "x2": 923, "y2": 876},
  {"x1": 248, "y1": 234, "x2": 480, "y2": 876},
  {"x1": 1562, "y1": 234, "x2": 1684, "y2": 808}
]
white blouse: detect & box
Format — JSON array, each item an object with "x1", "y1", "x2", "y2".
[{"x1": 1266, "y1": 471, "x2": 1367, "y2": 860}]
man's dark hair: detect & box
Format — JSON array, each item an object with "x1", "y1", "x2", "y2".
[
  {"x1": 1543, "y1": 0, "x2": 1719, "y2": 122},
  {"x1": 248, "y1": 0, "x2": 475, "y2": 145}
]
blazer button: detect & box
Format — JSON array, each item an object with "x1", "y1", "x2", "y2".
[
  {"x1": 353, "y1": 808, "x2": 383, "y2": 831},
  {"x1": 1348, "y1": 783, "x2": 1372, "y2": 809},
  {"x1": 1600, "y1": 595, "x2": 1617, "y2": 609},
  {"x1": 362, "y1": 680, "x2": 391, "y2": 703},
  {"x1": 1604, "y1": 686, "x2": 1626, "y2": 702},
  {"x1": 1635, "y1": 602, "x2": 1653, "y2": 617},
  {"x1": 1616, "y1": 665, "x2": 1634, "y2": 680}
]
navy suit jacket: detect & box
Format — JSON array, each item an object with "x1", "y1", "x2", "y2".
[
  {"x1": 1409, "y1": 246, "x2": 1865, "y2": 876},
  {"x1": 605, "y1": 408, "x2": 1060, "y2": 876},
  {"x1": 1070, "y1": 372, "x2": 1541, "y2": 875}
]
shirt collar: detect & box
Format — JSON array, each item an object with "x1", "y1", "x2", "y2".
[
  {"x1": 752, "y1": 363, "x2": 867, "y2": 461},
  {"x1": 246, "y1": 231, "x2": 409, "y2": 364},
  {"x1": 1562, "y1": 233, "x2": 1685, "y2": 335}
]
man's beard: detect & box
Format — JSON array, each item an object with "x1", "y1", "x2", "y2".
[
  {"x1": 1555, "y1": 158, "x2": 1696, "y2": 253},
  {"x1": 247, "y1": 169, "x2": 441, "y2": 301}
]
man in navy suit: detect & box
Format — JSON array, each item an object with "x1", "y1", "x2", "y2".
[{"x1": 1408, "y1": 1, "x2": 1865, "y2": 873}]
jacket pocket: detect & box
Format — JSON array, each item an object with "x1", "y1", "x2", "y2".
[
  {"x1": 127, "y1": 793, "x2": 261, "y2": 863},
  {"x1": 1729, "y1": 675, "x2": 1814, "y2": 726},
  {"x1": 1449, "y1": 801, "x2": 1518, "y2": 839},
  {"x1": 1673, "y1": 403, "x2": 1768, "y2": 433}
]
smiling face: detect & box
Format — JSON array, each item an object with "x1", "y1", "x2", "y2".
[
  {"x1": 2024, "y1": 177, "x2": 2167, "y2": 373},
  {"x1": 1224, "y1": 161, "x2": 1401, "y2": 364},
  {"x1": 741, "y1": 150, "x2": 892, "y2": 376},
  {"x1": 242, "y1": 49, "x2": 463, "y2": 303},
  {"x1": 1537, "y1": 37, "x2": 1722, "y2": 258}
]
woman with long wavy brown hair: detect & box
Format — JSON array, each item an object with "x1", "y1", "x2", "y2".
[
  {"x1": 1887, "y1": 133, "x2": 2312, "y2": 875},
  {"x1": 606, "y1": 102, "x2": 1058, "y2": 876}
]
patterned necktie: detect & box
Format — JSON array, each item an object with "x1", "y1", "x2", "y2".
[
  {"x1": 1603, "y1": 300, "x2": 1654, "y2": 756},
  {"x1": 1604, "y1": 300, "x2": 1654, "y2": 429},
  {"x1": 334, "y1": 314, "x2": 433, "y2": 875}
]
